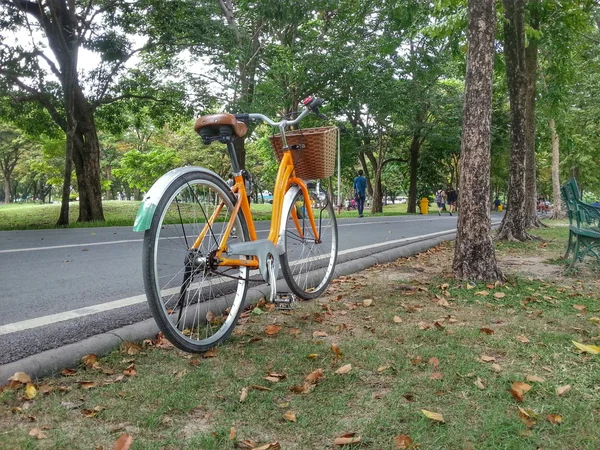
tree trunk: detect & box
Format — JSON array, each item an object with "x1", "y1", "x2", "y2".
[
  {"x1": 57, "y1": 129, "x2": 74, "y2": 227},
  {"x1": 453, "y1": 0, "x2": 503, "y2": 281},
  {"x1": 549, "y1": 118, "x2": 564, "y2": 219},
  {"x1": 496, "y1": 0, "x2": 531, "y2": 241},
  {"x1": 407, "y1": 135, "x2": 420, "y2": 213},
  {"x1": 523, "y1": 0, "x2": 544, "y2": 229},
  {"x1": 3, "y1": 176, "x2": 11, "y2": 203}
]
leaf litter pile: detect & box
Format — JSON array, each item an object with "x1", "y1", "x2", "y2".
[{"x1": 1, "y1": 224, "x2": 600, "y2": 449}]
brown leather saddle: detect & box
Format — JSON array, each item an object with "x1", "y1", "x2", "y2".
[{"x1": 194, "y1": 113, "x2": 248, "y2": 144}]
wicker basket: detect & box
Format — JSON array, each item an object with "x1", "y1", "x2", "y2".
[{"x1": 269, "y1": 127, "x2": 337, "y2": 180}]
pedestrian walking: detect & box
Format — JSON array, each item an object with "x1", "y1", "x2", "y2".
[
  {"x1": 446, "y1": 186, "x2": 457, "y2": 216},
  {"x1": 435, "y1": 186, "x2": 448, "y2": 216},
  {"x1": 493, "y1": 196, "x2": 501, "y2": 211},
  {"x1": 353, "y1": 170, "x2": 367, "y2": 218}
]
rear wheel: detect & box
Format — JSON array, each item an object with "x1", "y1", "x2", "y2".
[
  {"x1": 279, "y1": 188, "x2": 338, "y2": 299},
  {"x1": 143, "y1": 171, "x2": 249, "y2": 353}
]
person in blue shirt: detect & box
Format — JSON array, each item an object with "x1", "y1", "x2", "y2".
[{"x1": 353, "y1": 170, "x2": 367, "y2": 218}]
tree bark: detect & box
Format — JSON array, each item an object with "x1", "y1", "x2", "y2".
[
  {"x1": 407, "y1": 134, "x2": 420, "y2": 213},
  {"x1": 549, "y1": 118, "x2": 564, "y2": 219},
  {"x1": 496, "y1": 0, "x2": 531, "y2": 241},
  {"x1": 453, "y1": 0, "x2": 503, "y2": 281},
  {"x1": 3, "y1": 177, "x2": 11, "y2": 203},
  {"x1": 523, "y1": 0, "x2": 544, "y2": 229}
]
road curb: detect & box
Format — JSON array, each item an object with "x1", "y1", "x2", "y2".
[{"x1": 0, "y1": 231, "x2": 456, "y2": 384}]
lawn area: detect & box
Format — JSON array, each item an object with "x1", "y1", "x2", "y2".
[
  {"x1": 3, "y1": 223, "x2": 597, "y2": 449},
  {"x1": 0, "y1": 201, "x2": 410, "y2": 231}
]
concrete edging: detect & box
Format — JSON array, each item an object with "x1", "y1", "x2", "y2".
[{"x1": 0, "y1": 231, "x2": 456, "y2": 384}]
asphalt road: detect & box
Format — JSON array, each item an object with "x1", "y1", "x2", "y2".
[{"x1": 0, "y1": 213, "x2": 479, "y2": 365}]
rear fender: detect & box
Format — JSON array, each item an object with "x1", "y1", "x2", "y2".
[{"x1": 132, "y1": 166, "x2": 223, "y2": 232}]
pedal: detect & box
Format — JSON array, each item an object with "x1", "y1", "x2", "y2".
[{"x1": 273, "y1": 293, "x2": 297, "y2": 310}]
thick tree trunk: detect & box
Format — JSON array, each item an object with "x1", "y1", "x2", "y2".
[
  {"x1": 453, "y1": 0, "x2": 503, "y2": 281},
  {"x1": 2, "y1": 174, "x2": 11, "y2": 203},
  {"x1": 407, "y1": 135, "x2": 420, "y2": 213},
  {"x1": 57, "y1": 130, "x2": 74, "y2": 227},
  {"x1": 549, "y1": 118, "x2": 564, "y2": 219},
  {"x1": 496, "y1": 0, "x2": 531, "y2": 241},
  {"x1": 523, "y1": 1, "x2": 544, "y2": 229},
  {"x1": 357, "y1": 152, "x2": 374, "y2": 196}
]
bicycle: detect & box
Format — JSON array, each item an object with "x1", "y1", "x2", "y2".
[{"x1": 133, "y1": 96, "x2": 339, "y2": 353}]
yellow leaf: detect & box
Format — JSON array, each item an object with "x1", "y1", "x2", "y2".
[
  {"x1": 421, "y1": 409, "x2": 445, "y2": 423},
  {"x1": 283, "y1": 411, "x2": 297, "y2": 422},
  {"x1": 335, "y1": 364, "x2": 352, "y2": 374},
  {"x1": 466, "y1": 283, "x2": 474, "y2": 290},
  {"x1": 24, "y1": 384, "x2": 37, "y2": 399},
  {"x1": 572, "y1": 341, "x2": 600, "y2": 354},
  {"x1": 589, "y1": 317, "x2": 600, "y2": 324},
  {"x1": 306, "y1": 353, "x2": 320, "y2": 359}
]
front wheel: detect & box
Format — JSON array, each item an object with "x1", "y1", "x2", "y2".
[
  {"x1": 279, "y1": 188, "x2": 338, "y2": 299},
  {"x1": 142, "y1": 170, "x2": 249, "y2": 353}
]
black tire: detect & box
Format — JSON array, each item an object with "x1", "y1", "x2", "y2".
[
  {"x1": 142, "y1": 170, "x2": 249, "y2": 353},
  {"x1": 279, "y1": 188, "x2": 338, "y2": 299}
]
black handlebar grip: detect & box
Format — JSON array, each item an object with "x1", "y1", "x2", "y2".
[{"x1": 234, "y1": 113, "x2": 250, "y2": 123}]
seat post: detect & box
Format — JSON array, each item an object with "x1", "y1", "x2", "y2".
[{"x1": 227, "y1": 141, "x2": 241, "y2": 173}]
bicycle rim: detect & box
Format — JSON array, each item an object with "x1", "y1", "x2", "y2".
[
  {"x1": 143, "y1": 172, "x2": 248, "y2": 353},
  {"x1": 280, "y1": 189, "x2": 338, "y2": 299}
]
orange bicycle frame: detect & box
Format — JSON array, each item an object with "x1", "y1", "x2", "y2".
[{"x1": 192, "y1": 150, "x2": 322, "y2": 269}]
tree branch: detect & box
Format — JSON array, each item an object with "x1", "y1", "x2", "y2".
[{"x1": 93, "y1": 93, "x2": 171, "y2": 107}]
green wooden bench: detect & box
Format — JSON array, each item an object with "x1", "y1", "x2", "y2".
[{"x1": 561, "y1": 178, "x2": 600, "y2": 268}]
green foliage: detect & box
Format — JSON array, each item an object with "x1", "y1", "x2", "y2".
[{"x1": 114, "y1": 149, "x2": 181, "y2": 191}]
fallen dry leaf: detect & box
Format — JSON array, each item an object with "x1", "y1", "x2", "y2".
[
  {"x1": 203, "y1": 347, "x2": 218, "y2": 358},
  {"x1": 306, "y1": 353, "x2": 319, "y2": 359},
  {"x1": 556, "y1": 385, "x2": 571, "y2": 397},
  {"x1": 393, "y1": 316, "x2": 403, "y2": 323},
  {"x1": 466, "y1": 283, "x2": 474, "y2": 290},
  {"x1": 475, "y1": 377, "x2": 485, "y2": 390},
  {"x1": 283, "y1": 411, "x2": 297, "y2": 422},
  {"x1": 250, "y1": 443, "x2": 281, "y2": 450},
  {"x1": 331, "y1": 344, "x2": 343, "y2": 358},
  {"x1": 480, "y1": 355, "x2": 496, "y2": 362},
  {"x1": 61, "y1": 368, "x2": 78, "y2": 377},
  {"x1": 479, "y1": 327, "x2": 495, "y2": 335},
  {"x1": 230, "y1": 426, "x2": 236, "y2": 440},
  {"x1": 334, "y1": 433, "x2": 362, "y2": 446},
  {"x1": 394, "y1": 434, "x2": 414, "y2": 449},
  {"x1": 430, "y1": 372, "x2": 444, "y2": 380},
  {"x1": 113, "y1": 433, "x2": 134, "y2": 450},
  {"x1": 251, "y1": 385, "x2": 271, "y2": 391},
  {"x1": 305, "y1": 368, "x2": 324, "y2": 384},
  {"x1": 429, "y1": 357, "x2": 439, "y2": 367},
  {"x1": 526, "y1": 375, "x2": 545, "y2": 383},
  {"x1": 572, "y1": 341, "x2": 600, "y2": 354},
  {"x1": 77, "y1": 381, "x2": 98, "y2": 390},
  {"x1": 82, "y1": 354, "x2": 100, "y2": 368},
  {"x1": 573, "y1": 304, "x2": 587, "y2": 311},
  {"x1": 289, "y1": 382, "x2": 314, "y2": 394},
  {"x1": 8, "y1": 372, "x2": 31, "y2": 384},
  {"x1": 491, "y1": 363, "x2": 502, "y2": 372},
  {"x1": 240, "y1": 387, "x2": 248, "y2": 402},
  {"x1": 121, "y1": 342, "x2": 141, "y2": 355},
  {"x1": 474, "y1": 291, "x2": 489, "y2": 296},
  {"x1": 377, "y1": 364, "x2": 392, "y2": 373},
  {"x1": 589, "y1": 317, "x2": 600, "y2": 324},
  {"x1": 510, "y1": 382, "x2": 532, "y2": 403},
  {"x1": 335, "y1": 364, "x2": 352, "y2": 375},
  {"x1": 363, "y1": 299, "x2": 373, "y2": 307},
  {"x1": 312, "y1": 331, "x2": 328, "y2": 339},
  {"x1": 122, "y1": 364, "x2": 136, "y2": 377},
  {"x1": 265, "y1": 324, "x2": 282, "y2": 336},
  {"x1": 421, "y1": 409, "x2": 445, "y2": 423},
  {"x1": 516, "y1": 335, "x2": 530, "y2": 344},
  {"x1": 82, "y1": 405, "x2": 105, "y2": 417},
  {"x1": 546, "y1": 414, "x2": 563, "y2": 425},
  {"x1": 493, "y1": 292, "x2": 506, "y2": 299},
  {"x1": 28, "y1": 428, "x2": 48, "y2": 440}
]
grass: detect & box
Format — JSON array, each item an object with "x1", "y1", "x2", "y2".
[
  {"x1": 0, "y1": 201, "x2": 410, "y2": 231},
  {"x1": 2, "y1": 222, "x2": 598, "y2": 449}
]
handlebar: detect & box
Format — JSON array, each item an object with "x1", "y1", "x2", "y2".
[{"x1": 234, "y1": 96, "x2": 328, "y2": 129}]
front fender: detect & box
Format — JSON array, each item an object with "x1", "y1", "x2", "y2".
[{"x1": 132, "y1": 166, "x2": 223, "y2": 232}]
